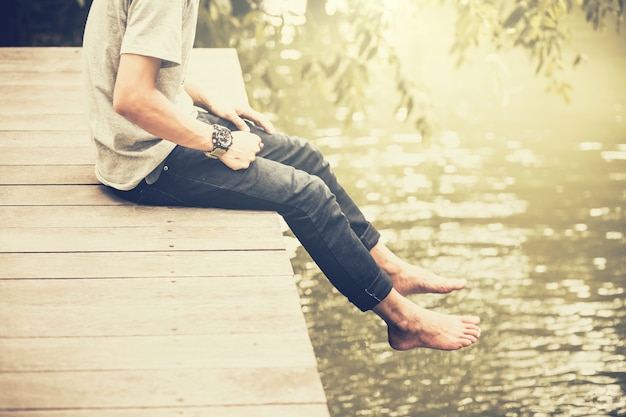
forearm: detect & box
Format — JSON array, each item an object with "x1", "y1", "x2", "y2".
[
  {"x1": 113, "y1": 53, "x2": 217, "y2": 152},
  {"x1": 115, "y1": 85, "x2": 214, "y2": 152},
  {"x1": 183, "y1": 79, "x2": 211, "y2": 110},
  {"x1": 183, "y1": 79, "x2": 275, "y2": 135}
]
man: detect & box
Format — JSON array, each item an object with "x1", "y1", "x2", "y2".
[{"x1": 82, "y1": 0, "x2": 480, "y2": 351}]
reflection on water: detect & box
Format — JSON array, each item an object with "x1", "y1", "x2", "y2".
[
  {"x1": 271, "y1": 6, "x2": 625, "y2": 417},
  {"x1": 289, "y1": 126, "x2": 625, "y2": 417}
]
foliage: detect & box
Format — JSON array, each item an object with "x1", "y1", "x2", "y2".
[
  {"x1": 196, "y1": 0, "x2": 623, "y2": 136},
  {"x1": 291, "y1": 2, "x2": 434, "y2": 134},
  {"x1": 195, "y1": 1, "x2": 433, "y2": 133},
  {"x1": 6, "y1": 0, "x2": 623, "y2": 135},
  {"x1": 195, "y1": 0, "x2": 285, "y2": 112},
  {"x1": 451, "y1": 0, "x2": 624, "y2": 102}
]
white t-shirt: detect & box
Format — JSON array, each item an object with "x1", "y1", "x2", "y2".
[{"x1": 82, "y1": 0, "x2": 199, "y2": 190}]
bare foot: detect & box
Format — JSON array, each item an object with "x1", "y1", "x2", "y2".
[
  {"x1": 373, "y1": 289, "x2": 481, "y2": 351},
  {"x1": 387, "y1": 305, "x2": 481, "y2": 351},
  {"x1": 370, "y1": 243, "x2": 466, "y2": 296}
]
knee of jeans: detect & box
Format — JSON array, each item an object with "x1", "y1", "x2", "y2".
[
  {"x1": 283, "y1": 176, "x2": 341, "y2": 227},
  {"x1": 300, "y1": 140, "x2": 332, "y2": 173},
  {"x1": 291, "y1": 174, "x2": 334, "y2": 210},
  {"x1": 303, "y1": 140, "x2": 323, "y2": 160}
]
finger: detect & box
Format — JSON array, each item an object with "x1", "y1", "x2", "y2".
[
  {"x1": 224, "y1": 110, "x2": 249, "y2": 132},
  {"x1": 232, "y1": 116, "x2": 250, "y2": 132},
  {"x1": 240, "y1": 108, "x2": 275, "y2": 134},
  {"x1": 257, "y1": 117, "x2": 275, "y2": 135}
]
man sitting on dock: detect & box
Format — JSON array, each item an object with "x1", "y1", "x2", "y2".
[{"x1": 82, "y1": 0, "x2": 481, "y2": 351}]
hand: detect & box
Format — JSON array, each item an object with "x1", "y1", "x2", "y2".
[
  {"x1": 219, "y1": 130, "x2": 263, "y2": 170},
  {"x1": 206, "y1": 97, "x2": 275, "y2": 135}
]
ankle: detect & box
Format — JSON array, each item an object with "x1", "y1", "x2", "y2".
[
  {"x1": 370, "y1": 243, "x2": 402, "y2": 275},
  {"x1": 373, "y1": 289, "x2": 414, "y2": 329}
]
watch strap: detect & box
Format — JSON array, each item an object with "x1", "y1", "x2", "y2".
[
  {"x1": 204, "y1": 147, "x2": 227, "y2": 159},
  {"x1": 204, "y1": 124, "x2": 233, "y2": 159}
]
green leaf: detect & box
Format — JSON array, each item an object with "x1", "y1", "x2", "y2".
[
  {"x1": 323, "y1": 55, "x2": 342, "y2": 77},
  {"x1": 359, "y1": 31, "x2": 372, "y2": 57},
  {"x1": 406, "y1": 97, "x2": 414, "y2": 117},
  {"x1": 504, "y1": 6, "x2": 526, "y2": 28},
  {"x1": 301, "y1": 61, "x2": 314, "y2": 78},
  {"x1": 366, "y1": 45, "x2": 378, "y2": 60}
]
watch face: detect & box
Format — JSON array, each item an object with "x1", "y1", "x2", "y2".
[{"x1": 212, "y1": 124, "x2": 233, "y2": 150}]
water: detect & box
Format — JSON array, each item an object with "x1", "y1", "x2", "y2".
[
  {"x1": 290, "y1": 129, "x2": 626, "y2": 416},
  {"x1": 268, "y1": 6, "x2": 625, "y2": 417}
]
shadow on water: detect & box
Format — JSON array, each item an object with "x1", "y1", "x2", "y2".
[{"x1": 273, "y1": 5, "x2": 626, "y2": 417}]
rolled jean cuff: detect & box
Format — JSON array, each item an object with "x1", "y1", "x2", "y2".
[
  {"x1": 360, "y1": 223, "x2": 381, "y2": 251},
  {"x1": 352, "y1": 269, "x2": 393, "y2": 312}
]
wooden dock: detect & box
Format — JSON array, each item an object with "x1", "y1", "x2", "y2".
[{"x1": 0, "y1": 47, "x2": 330, "y2": 417}]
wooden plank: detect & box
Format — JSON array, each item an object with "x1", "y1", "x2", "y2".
[
  {"x1": 0, "y1": 47, "x2": 83, "y2": 72},
  {"x1": 0, "y1": 276, "x2": 296, "y2": 307},
  {"x1": 0, "y1": 114, "x2": 88, "y2": 131},
  {"x1": 0, "y1": 63, "x2": 246, "y2": 115},
  {"x1": 0, "y1": 405, "x2": 331, "y2": 417},
  {"x1": 186, "y1": 49, "x2": 249, "y2": 104},
  {"x1": 0, "y1": 47, "x2": 243, "y2": 76},
  {"x1": 0, "y1": 85, "x2": 84, "y2": 115},
  {"x1": 0, "y1": 46, "x2": 330, "y2": 417},
  {"x1": 0, "y1": 251, "x2": 294, "y2": 279},
  {"x1": 0, "y1": 71, "x2": 81, "y2": 86},
  {"x1": 0, "y1": 47, "x2": 247, "y2": 100},
  {"x1": 0, "y1": 291, "x2": 303, "y2": 337},
  {"x1": 0, "y1": 148, "x2": 94, "y2": 165},
  {"x1": 0, "y1": 224, "x2": 285, "y2": 252},
  {"x1": 0, "y1": 185, "x2": 131, "y2": 206},
  {"x1": 0, "y1": 206, "x2": 281, "y2": 228},
  {"x1": 0, "y1": 130, "x2": 90, "y2": 146},
  {"x1": 0, "y1": 367, "x2": 327, "y2": 409},
  {"x1": 0, "y1": 165, "x2": 97, "y2": 185},
  {"x1": 1, "y1": 84, "x2": 82, "y2": 97},
  {"x1": 0, "y1": 333, "x2": 316, "y2": 372},
  {"x1": 0, "y1": 277, "x2": 303, "y2": 337}
]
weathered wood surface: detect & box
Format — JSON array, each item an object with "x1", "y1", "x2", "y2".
[{"x1": 0, "y1": 47, "x2": 329, "y2": 417}]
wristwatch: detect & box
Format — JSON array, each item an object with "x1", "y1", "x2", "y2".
[{"x1": 204, "y1": 124, "x2": 233, "y2": 159}]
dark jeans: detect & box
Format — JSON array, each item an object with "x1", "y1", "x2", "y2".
[{"x1": 113, "y1": 112, "x2": 393, "y2": 311}]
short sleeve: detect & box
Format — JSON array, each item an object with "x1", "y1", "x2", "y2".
[{"x1": 120, "y1": 0, "x2": 184, "y2": 66}]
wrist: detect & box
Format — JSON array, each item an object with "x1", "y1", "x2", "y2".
[{"x1": 204, "y1": 124, "x2": 233, "y2": 159}]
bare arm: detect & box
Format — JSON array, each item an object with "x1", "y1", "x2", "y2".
[
  {"x1": 113, "y1": 53, "x2": 263, "y2": 170},
  {"x1": 113, "y1": 53, "x2": 214, "y2": 151}
]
